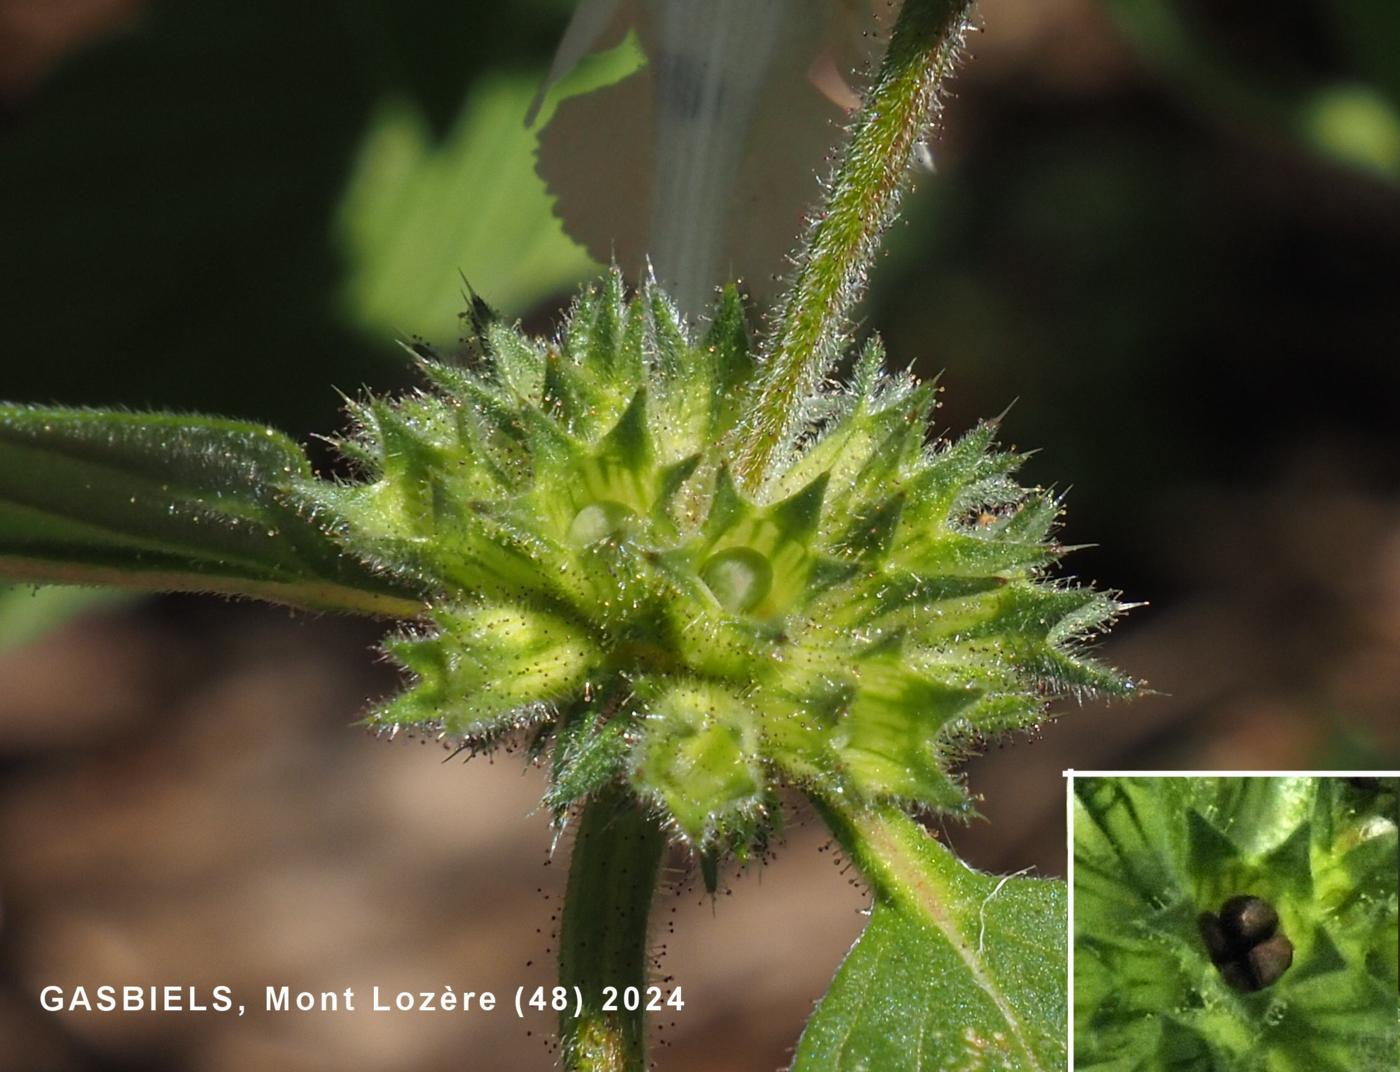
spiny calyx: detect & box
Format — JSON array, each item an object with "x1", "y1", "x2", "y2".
[{"x1": 303, "y1": 270, "x2": 1130, "y2": 851}]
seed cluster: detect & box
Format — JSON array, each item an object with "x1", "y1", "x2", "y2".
[{"x1": 1198, "y1": 894, "x2": 1294, "y2": 992}]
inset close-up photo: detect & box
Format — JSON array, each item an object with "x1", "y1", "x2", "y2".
[{"x1": 1073, "y1": 775, "x2": 1399, "y2": 1071}]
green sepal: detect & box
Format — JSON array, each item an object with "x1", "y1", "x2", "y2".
[
  {"x1": 701, "y1": 284, "x2": 755, "y2": 435},
  {"x1": 485, "y1": 320, "x2": 545, "y2": 403},
  {"x1": 595, "y1": 388, "x2": 651, "y2": 472},
  {"x1": 899, "y1": 420, "x2": 1007, "y2": 527},
  {"x1": 643, "y1": 282, "x2": 688, "y2": 381},
  {"x1": 630, "y1": 678, "x2": 764, "y2": 846},
  {"x1": 566, "y1": 270, "x2": 623, "y2": 376},
  {"x1": 377, "y1": 601, "x2": 597, "y2": 738},
  {"x1": 767, "y1": 472, "x2": 830, "y2": 548},
  {"x1": 832, "y1": 492, "x2": 906, "y2": 561},
  {"x1": 368, "y1": 399, "x2": 451, "y2": 532},
  {"x1": 546, "y1": 699, "x2": 633, "y2": 818},
  {"x1": 701, "y1": 465, "x2": 749, "y2": 544},
  {"x1": 651, "y1": 452, "x2": 702, "y2": 529},
  {"x1": 836, "y1": 657, "x2": 977, "y2": 810}
]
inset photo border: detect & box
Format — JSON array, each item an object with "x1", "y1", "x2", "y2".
[{"x1": 1066, "y1": 771, "x2": 1399, "y2": 1071}]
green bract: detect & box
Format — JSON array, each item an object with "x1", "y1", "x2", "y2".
[{"x1": 304, "y1": 270, "x2": 1129, "y2": 850}]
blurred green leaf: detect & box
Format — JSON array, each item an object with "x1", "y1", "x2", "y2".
[
  {"x1": 337, "y1": 38, "x2": 641, "y2": 339},
  {"x1": 0, "y1": 405, "x2": 422, "y2": 617},
  {"x1": 0, "y1": 0, "x2": 588, "y2": 431},
  {"x1": 1300, "y1": 84, "x2": 1400, "y2": 181},
  {"x1": 796, "y1": 809, "x2": 1066, "y2": 1072}
]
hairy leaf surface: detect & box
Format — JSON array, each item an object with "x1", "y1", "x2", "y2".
[
  {"x1": 796, "y1": 809, "x2": 1066, "y2": 1072},
  {"x1": 0, "y1": 405, "x2": 421, "y2": 616}
]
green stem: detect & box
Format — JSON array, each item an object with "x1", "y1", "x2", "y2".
[
  {"x1": 732, "y1": 0, "x2": 971, "y2": 492},
  {"x1": 812, "y1": 795, "x2": 948, "y2": 912},
  {"x1": 814, "y1": 800, "x2": 1020, "y2": 1013},
  {"x1": 559, "y1": 787, "x2": 666, "y2": 1072}
]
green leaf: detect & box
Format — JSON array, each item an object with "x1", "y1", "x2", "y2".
[
  {"x1": 336, "y1": 59, "x2": 638, "y2": 338},
  {"x1": 797, "y1": 803, "x2": 1066, "y2": 1072},
  {"x1": 0, "y1": 405, "x2": 423, "y2": 617}
]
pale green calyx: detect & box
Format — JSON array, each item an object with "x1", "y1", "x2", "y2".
[{"x1": 302, "y1": 269, "x2": 1130, "y2": 852}]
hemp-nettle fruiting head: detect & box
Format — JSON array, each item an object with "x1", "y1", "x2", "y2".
[{"x1": 300, "y1": 269, "x2": 1131, "y2": 856}]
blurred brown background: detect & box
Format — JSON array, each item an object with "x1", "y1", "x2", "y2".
[{"x1": 2, "y1": 0, "x2": 1398, "y2": 1069}]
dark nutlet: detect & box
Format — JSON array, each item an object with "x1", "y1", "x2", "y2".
[
  {"x1": 1197, "y1": 912, "x2": 1232, "y2": 965},
  {"x1": 1218, "y1": 959, "x2": 1255, "y2": 992},
  {"x1": 1215, "y1": 934, "x2": 1293, "y2": 992},
  {"x1": 1245, "y1": 935, "x2": 1294, "y2": 990},
  {"x1": 1203, "y1": 894, "x2": 1293, "y2": 991},
  {"x1": 1218, "y1": 895, "x2": 1278, "y2": 947}
]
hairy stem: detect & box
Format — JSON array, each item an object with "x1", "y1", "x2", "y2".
[
  {"x1": 732, "y1": 0, "x2": 970, "y2": 491},
  {"x1": 559, "y1": 787, "x2": 666, "y2": 1072},
  {"x1": 812, "y1": 796, "x2": 947, "y2": 912}
]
